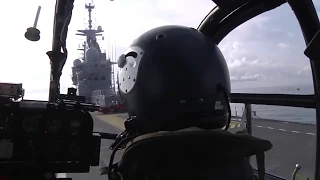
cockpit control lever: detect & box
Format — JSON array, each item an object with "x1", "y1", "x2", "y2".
[{"x1": 291, "y1": 164, "x2": 302, "y2": 180}]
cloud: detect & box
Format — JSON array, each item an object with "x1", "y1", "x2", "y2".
[
  {"x1": 218, "y1": 3, "x2": 317, "y2": 88},
  {"x1": 278, "y1": 43, "x2": 291, "y2": 49},
  {"x1": 297, "y1": 65, "x2": 312, "y2": 76},
  {"x1": 231, "y1": 74, "x2": 260, "y2": 82}
]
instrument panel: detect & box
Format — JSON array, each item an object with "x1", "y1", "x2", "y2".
[
  {"x1": 0, "y1": 110, "x2": 92, "y2": 136},
  {"x1": 0, "y1": 100, "x2": 101, "y2": 174}
]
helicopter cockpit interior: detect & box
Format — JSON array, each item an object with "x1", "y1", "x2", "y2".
[{"x1": 0, "y1": 0, "x2": 319, "y2": 180}]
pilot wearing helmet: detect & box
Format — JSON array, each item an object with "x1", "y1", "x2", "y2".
[
  {"x1": 110, "y1": 25, "x2": 271, "y2": 180},
  {"x1": 117, "y1": 25, "x2": 231, "y2": 134}
]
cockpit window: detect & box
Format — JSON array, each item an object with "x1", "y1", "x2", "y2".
[{"x1": 219, "y1": 3, "x2": 317, "y2": 179}]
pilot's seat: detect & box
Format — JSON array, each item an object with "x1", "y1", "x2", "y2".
[{"x1": 117, "y1": 129, "x2": 272, "y2": 180}]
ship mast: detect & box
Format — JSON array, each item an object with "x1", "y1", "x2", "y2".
[
  {"x1": 87, "y1": 3, "x2": 93, "y2": 30},
  {"x1": 75, "y1": 1, "x2": 104, "y2": 56}
]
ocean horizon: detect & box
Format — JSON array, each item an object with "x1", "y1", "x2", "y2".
[{"x1": 230, "y1": 84, "x2": 316, "y2": 124}]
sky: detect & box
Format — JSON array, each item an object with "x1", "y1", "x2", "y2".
[{"x1": 0, "y1": 0, "x2": 319, "y2": 100}]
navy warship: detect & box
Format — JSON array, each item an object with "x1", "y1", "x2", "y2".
[{"x1": 71, "y1": 2, "x2": 120, "y2": 106}]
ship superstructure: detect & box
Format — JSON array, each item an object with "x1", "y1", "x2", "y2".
[{"x1": 71, "y1": 2, "x2": 119, "y2": 106}]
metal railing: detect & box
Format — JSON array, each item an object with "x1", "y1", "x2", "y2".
[{"x1": 231, "y1": 106, "x2": 259, "y2": 118}]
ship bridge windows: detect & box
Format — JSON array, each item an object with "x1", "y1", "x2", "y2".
[
  {"x1": 101, "y1": 76, "x2": 106, "y2": 80},
  {"x1": 94, "y1": 77, "x2": 99, "y2": 80},
  {"x1": 101, "y1": 64, "x2": 105, "y2": 68},
  {"x1": 94, "y1": 64, "x2": 99, "y2": 68},
  {"x1": 88, "y1": 77, "x2": 93, "y2": 80}
]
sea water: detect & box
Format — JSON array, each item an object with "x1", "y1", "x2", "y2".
[{"x1": 230, "y1": 84, "x2": 316, "y2": 124}]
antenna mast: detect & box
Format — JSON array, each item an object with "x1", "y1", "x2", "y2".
[{"x1": 85, "y1": 1, "x2": 94, "y2": 30}]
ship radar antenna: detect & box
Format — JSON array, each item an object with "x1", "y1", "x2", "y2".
[
  {"x1": 85, "y1": 1, "x2": 95, "y2": 30},
  {"x1": 25, "y1": 6, "x2": 41, "y2": 42}
]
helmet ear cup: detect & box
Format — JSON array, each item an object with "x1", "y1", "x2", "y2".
[{"x1": 118, "y1": 47, "x2": 144, "y2": 95}]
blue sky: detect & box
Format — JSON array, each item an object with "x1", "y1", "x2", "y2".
[{"x1": 0, "y1": 0, "x2": 319, "y2": 100}]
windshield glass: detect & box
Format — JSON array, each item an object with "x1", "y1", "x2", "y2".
[
  {"x1": 1, "y1": 0, "x2": 320, "y2": 179},
  {"x1": 218, "y1": 1, "x2": 320, "y2": 179}
]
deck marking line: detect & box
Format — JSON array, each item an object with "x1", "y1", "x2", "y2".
[
  {"x1": 279, "y1": 129, "x2": 286, "y2": 131},
  {"x1": 306, "y1": 133, "x2": 316, "y2": 135},
  {"x1": 256, "y1": 125, "x2": 263, "y2": 128},
  {"x1": 56, "y1": 173, "x2": 67, "y2": 178},
  {"x1": 267, "y1": 127, "x2": 273, "y2": 129},
  {"x1": 97, "y1": 114, "x2": 125, "y2": 130},
  {"x1": 291, "y1": 131, "x2": 300, "y2": 133}
]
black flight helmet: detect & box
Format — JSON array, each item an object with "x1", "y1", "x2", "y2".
[{"x1": 117, "y1": 25, "x2": 231, "y2": 134}]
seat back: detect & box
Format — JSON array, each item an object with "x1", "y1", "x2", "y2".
[{"x1": 117, "y1": 129, "x2": 272, "y2": 180}]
